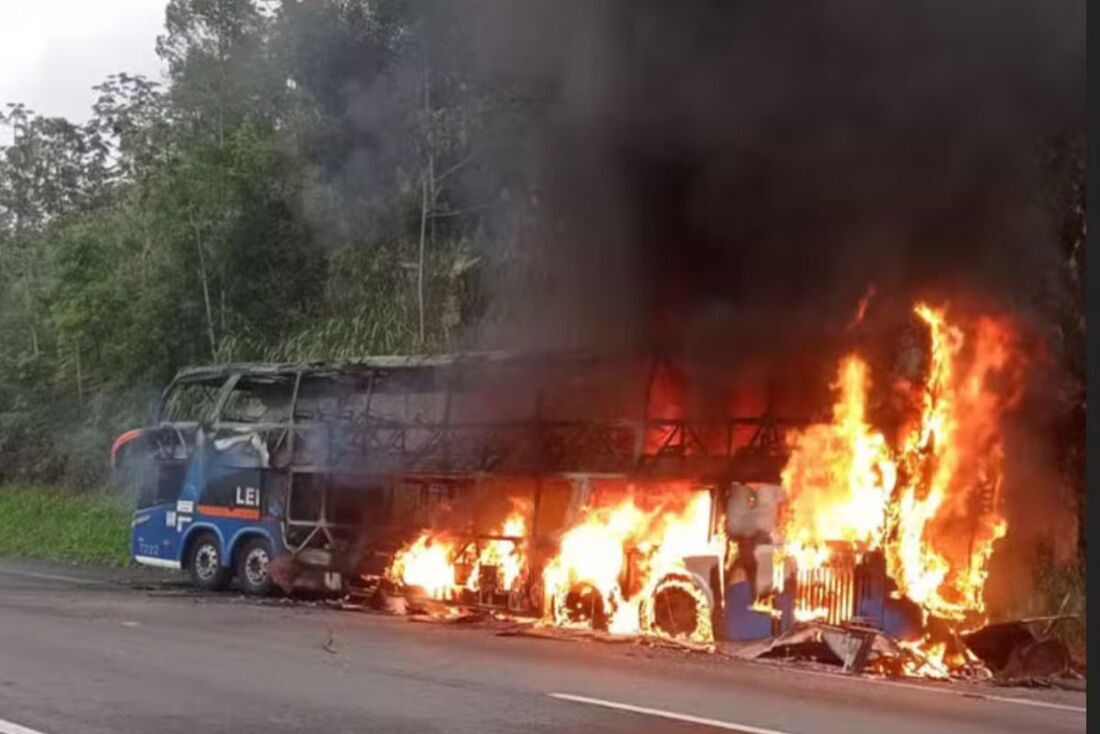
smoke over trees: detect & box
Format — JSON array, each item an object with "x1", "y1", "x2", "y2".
[{"x1": 0, "y1": 0, "x2": 1084, "y2": 585}]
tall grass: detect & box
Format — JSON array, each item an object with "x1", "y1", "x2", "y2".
[{"x1": 0, "y1": 485, "x2": 131, "y2": 566}]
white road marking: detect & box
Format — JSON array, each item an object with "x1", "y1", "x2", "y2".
[
  {"x1": 0, "y1": 567, "x2": 103, "y2": 586},
  {"x1": 986, "y1": 694, "x2": 1086, "y2": 713},
  {"x1": 0, "y1": 717, "x2": 51, "y2": 734},
  {"x1": 548, "y1": 693, "x2": 798, "y2": 733}
]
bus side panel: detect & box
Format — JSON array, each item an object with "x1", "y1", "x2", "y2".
[
  {"x1": 133, "y1": 450, "x2": 287, "y2": 569},
  {"x1": 132, "y1": 502, "x2": 185, "y2": 568},
  {"x1": 179, "y1": 517, "x2": 285, "y2": 570},
  {"x1": 130, "y1": 442, "x2": 202, "y2": 568},
  {"x1": 196, "y1": 460, "x2": 287, "y2": 568}
]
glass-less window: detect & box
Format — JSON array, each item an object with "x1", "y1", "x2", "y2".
[
  {"x1": 161, "y1": 378, "x2": 224, "y2": 423},
  {"x1": 218, "y1": 375, "x2": 294, "y2": 424},
  {"x1": 135, "y1": 457, "x2": 188, "y2": 508},
  {"x1": 127, "y1": 427, "x2": 193, "y2": 509},
  {"x1": 294, "y1": 375, "x2": 363, "y2": 424}
]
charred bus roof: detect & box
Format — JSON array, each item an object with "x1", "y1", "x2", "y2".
[{"x1": 169, "y1": 351, "x2": 603, "y2": 383}]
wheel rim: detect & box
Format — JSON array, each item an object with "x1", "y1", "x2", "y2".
[
  {"x1": 244, "y1": 547, "x2": 270, "y2": 586},
  {"x1": 195, "y1": 543, "x2": 219, "y2": 580}
]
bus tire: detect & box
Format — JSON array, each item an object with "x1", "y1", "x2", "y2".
[
  {"x1": 188, "y1": 532, "x2": 231, "y2": 591},
  {"x1": 236, "y1": 537, "x2": 274, "y2": 596}
]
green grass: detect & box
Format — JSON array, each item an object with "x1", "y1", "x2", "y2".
[{"x1": 0, "y1": 485, "x2": 132, "y2": 566}]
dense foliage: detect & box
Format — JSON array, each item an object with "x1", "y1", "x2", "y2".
[{"x1": 0, "y1": 1, "x2": 498, "y2": 488}]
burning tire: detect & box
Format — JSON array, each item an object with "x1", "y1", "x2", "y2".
[
  {"x1": 554, "y1": 582, "x2": 609, "y2": 631},
  {"x1": 641, "y1": 572, "x2": 714, "y2": 643}
]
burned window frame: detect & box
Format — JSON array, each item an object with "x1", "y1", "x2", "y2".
[
  {"x1": 292, "y1": 373, "x2": 371, "y2": 425},
  {"x1": 158, "y1": 376, "x2": 228, "y2": 425},
  {"x1": 213, "y1": 372, "x2": 298, "y2": 428}
]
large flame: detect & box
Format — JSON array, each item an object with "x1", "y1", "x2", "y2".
[
  {"x1": 389, "y1": 502, "x2": 529, "y2": 600},
  {"x1": 390, "y1": 534, "x2": 457, "y2": 599},
  {"x1": 781, "y1": 355, "x2": 896, "y2": 553},
  {"x1": 889, "y1": 305, "x2": 1018, "y2": 619},
  {"x1": 779, "y1": 301, "x2": 1022, "y2": 634},
  {"x1": 386, "y1": 300, "x2": 1021, "y2": 667},
  {"x1": 541, "y1": 486, "x2": 719, "y2": 642},
  {"x1": 468, "y1": 511, "x2": 529, "y2": 593}
]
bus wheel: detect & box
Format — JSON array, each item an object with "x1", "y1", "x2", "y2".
[
  {"x1": 236, "y1": 538, "x2": 274, "y2": 596},
  {"x1": 188, "y1": 533, "x2": 231, "y2": 591}
]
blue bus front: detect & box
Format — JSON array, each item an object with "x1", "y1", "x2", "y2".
[{"x1": 114, "y1": 369, "x2": 292, "y2": 594}]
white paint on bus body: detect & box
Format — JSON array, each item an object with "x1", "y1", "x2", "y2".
[{"x1": 133, "y1": 555, "x2": 182, "y2": 569}]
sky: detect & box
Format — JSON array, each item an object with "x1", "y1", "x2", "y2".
[{"x1": 0, "y1": 0, "x2": 167, "y2": 124}]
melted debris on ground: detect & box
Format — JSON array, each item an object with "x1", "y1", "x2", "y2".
[
  {"x1": 209, "y1": 578, "x2": 1086, "y2": 689},
  {"x1": 723, "y1": 616, "x2": 1085, "y2": 686}
]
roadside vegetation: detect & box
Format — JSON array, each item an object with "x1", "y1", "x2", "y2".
[
  {"x1": 0, "y1": 486, "x2": 130, "y2": 566},
  {"x1": 0, "y1": 1, "x2": 501, "y2": 492}
]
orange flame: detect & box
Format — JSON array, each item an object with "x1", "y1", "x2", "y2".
[
  {"x1": 387, "y1": 299, "x2": 1020, "y2": 671},
  {"x1": 389, "y1": 501, "x2": 529, "y2": 600},
  {"x1": 888, "y1": 305, "x2": 1019, "y2": 619},
  {"x1": 846, "y1": 284, "x2": 877, "y2": 331},
  {"x1": 467, "y1": 511, "x2": 528, "y2": 593},
  {"x1": 779, "y1": 301, "x2": 1022, "y2": 654},
  {"x1": 542, "y1": 487, "x2": 719, "y2": 642},
  {"x1": 390, "y1": 534, "x2": 457, "y2": 599},
  {"x1": 781, "y1": 355, "x2": 896, "y2": 552}
]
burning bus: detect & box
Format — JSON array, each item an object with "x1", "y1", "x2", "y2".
[
  {"x1": 113, "y1": 349, "x2": 798, "y2": 619},
  {"x1": 112, "y1": 301, "x2": 1024, "y2": 673}
]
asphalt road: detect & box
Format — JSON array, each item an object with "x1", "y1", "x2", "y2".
[{"x1": 0, "y1": 561, "x2": 1086, "y2": 734}]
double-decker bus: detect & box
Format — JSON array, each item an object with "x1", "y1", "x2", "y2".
[{"x1": 112, "y1": 353, "x2": 906, "y2": 641}]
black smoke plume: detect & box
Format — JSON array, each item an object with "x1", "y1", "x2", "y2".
[{"x1": 441, "y1": 1, "x2": 1084, "y2": 363}]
